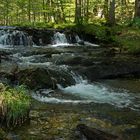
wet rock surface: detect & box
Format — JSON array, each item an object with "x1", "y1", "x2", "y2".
[
  {"x1": 0, "y1": 27, "x2": 98, "y2": 46},
  {"x1": 17, "y1": 67, "x2": 76, "y2": 89},
  {"x1": 13, "y1": 27, "x2": 76, "y2": 46},
  {"x1": 1, "y1": 46, "x2": 140, "y2": 87},
  {"x1": 9, "y1": 102, "x2": 139, "y2": 140},
  {"x1": 0, "y1": 41, "x2": 140, "y2": 140},
  {"x1": 76, "y1": 124, "x2": 120, "y2": 140},
  {"x1": 77, "y1": 57, "x2": 140, "y2": 81}
]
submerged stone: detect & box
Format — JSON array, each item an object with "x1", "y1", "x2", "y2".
[{"x1": 76, "y1": 124, "x2": 120, "y2": 140}]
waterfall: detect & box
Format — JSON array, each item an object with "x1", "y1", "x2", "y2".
[
  {"x1": 52, "y1": 31, "x2": 99, "y2": 47},
  {"x1": 75, "y1": 34, "x2": 99, "y2": 47},
  {"x1": 52, "y1": 32, "x2": 69, "y2": 47},
  {"x1": 75, "y1": 35, "x2": 81, "y2": 43},
  {"x1": 0, "y1": 30, "x2": 33, "y2": 47},
  {"x1": 31, "y1": 64, "x2": 137, "y2": 110},
  {"x1": 58, "y1": 70, "x2": 135, "y2": 108}
]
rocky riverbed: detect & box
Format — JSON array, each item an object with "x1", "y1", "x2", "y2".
[
  {"x1": 0, "y1": 29, "x2": 140, "y2": 140},
  {"x1": 0, "y1": 46, "x2": 140, "y2": 140},
  {"x1": 1, "y1": 46, "x2": 140, "y2": 85}
]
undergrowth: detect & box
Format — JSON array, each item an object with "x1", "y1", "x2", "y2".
[{"x1": 0, "y1": 83, "x2": 30, "y2": 128}]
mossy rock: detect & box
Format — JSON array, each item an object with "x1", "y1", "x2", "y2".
[
  {"x1": 0, "y1": 129, "x2": 6, "y2": 140},
  {"x1": 17, "y1": 67, "x2": 75, "y2": 90}
]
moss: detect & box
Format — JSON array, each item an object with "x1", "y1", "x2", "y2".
[
  {"x1": 0, "y1": 128, "x2": 6, "y2": 140},
  {"x1": 0, "y1": 83, "x2": 30, "y2": 128},
  {"x1": 115, "y1": 27, "x2": 140, "y2": 54},
  {"x1": 11, "y1": 22, "x2": 140, "y2": 54},
  {"x1": 66, "y1": 24, "x2": 120, "y2": 45},
  {"x1": 17, "y1": 68, "x2": 56, "y2": 90},
  {"x1": 12, "y1": 22, "x2": 76, "y2": 30}
]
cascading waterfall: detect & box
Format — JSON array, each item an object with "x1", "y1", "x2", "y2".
[
  {"x1": 32, "y1": 64, "x2": 139, "y2": 110},
  {"x1": 52, "y1": 31, "x2": 99, "y2": 47},
  {"x1": 75, "y1": 35, "x2": 82, "y2": 43},
  {"x1": 75, "y1": 34, "x2": 99, "y2": 47},
  {"x1": 8, "y1": 51, "x2": 140, "y2": 110},
  {"x1": 52, "y1": 32, "x2": 69, "y2": 47},
  {"x1": 57, "y1": 68, "x2": 134, "y2": 108},
  {"x1": 0, "y1": 28, "x2": 99, "y2": 48},
  {"x1": 0, "y1": 30, "x2": 33, "y2": 47}
]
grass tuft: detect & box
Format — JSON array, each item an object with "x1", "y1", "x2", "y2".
[{"x1": 0, "y1": 83, "x2": 30, "y2": 128}]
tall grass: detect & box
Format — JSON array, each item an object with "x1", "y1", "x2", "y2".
[{"x1": 0, "y1": 84, "x2": 30, "y2": 128}]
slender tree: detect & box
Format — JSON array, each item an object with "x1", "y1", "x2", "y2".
[
  {"x1": 75, "y1": 0, "x2": 82, "y2": 24},
  {"x1": 28, "y1": 0, "x2": 31, "y2": 22},
  {"x1": 0, "y1": 0, "x2": 136, "y2": 25},
  {"x1": 135, "y1": 0, "x2": 140, "y2": 18},
  {"x1": 108, "y1": 0, "x2": 116, "y2": 25}
]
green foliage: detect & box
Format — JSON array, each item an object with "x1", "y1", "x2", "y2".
[
  {"x1": 12, "y1": 22, "x2": 76, "y2": 30},
  {"x1": 132, "y1": 18, "x2": 140, "y2": 28},
  {"x1": 12, "y1": 22, "x2": 54, "y2": 29},
  {"x1": 53, "y1": 23, "x2": 76, "y2": 29},
  {"x1": 74, "y1": 24, "x2": 116, "y2": 43},
  {"x1": 115, "y1": 27, "x2": 140, "y2": 54},
  {"x1": 0, "y1": 0, "x2": 136, "y2": 27},
  {"x1": 0, "y1": 84, "x2": 30, "y2": 125},
  {"x1": 0, "y1": 128, "x2": 6, "y2": 140}
]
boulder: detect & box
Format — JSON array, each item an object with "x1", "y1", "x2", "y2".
[
  {"x1": 0, "y1": 128, "x2": 6, "y2": 140},
  {"x1": 75, "y1": 57, "x2": 140, "y2": 81},
  {"x1": 76, "y1": 124, "x2": 120, "y2": 140},
  {"x1": 17, "y1": 67, "x2": 76, "y2": 90},
  {"x1": 78, "y1": 40, "x2": 85, "y2": 45}
]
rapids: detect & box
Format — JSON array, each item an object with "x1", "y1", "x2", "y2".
[{"x1": 0, "y1": 27, "x2": 140, "y2": 140}]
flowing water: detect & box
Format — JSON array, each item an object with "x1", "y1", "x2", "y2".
[
  {"x1": 0, "y1": 29, "x2": 140, "y2": 139},
  {"x1": 15, "y1": 53, "x2": 139, "y2": 111},
  {"x1": 16, "y1": 53, "x2": 139, "y2": 111},
  {"x1": 32, "y1": 65, "x2": 140, "y2": 111},
  {"x1": 0, "y1": 30, "x2": 33, "y2": 46},
  {"x1": 52, "y1": 32, "x2": 99, "y2": 47},
  {"x1": 53, "y1": 32, "x2": 68, "y2": 44}
]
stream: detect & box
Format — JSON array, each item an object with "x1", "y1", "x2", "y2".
[{"x1": 0, "y1": 29, "x2": 140, "y2": 140}]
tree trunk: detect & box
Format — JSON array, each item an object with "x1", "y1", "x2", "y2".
[
  {"x1": 135, "y1": 0, "x2": 140, "y2": 18},
  {"x1": 43, "y1": 0, "x2": 47, "y2": 22},
  {"x1": 28, "y1": 0, "x2": 31, "y2": 22},
  {"x1": 108, "y1": 0, "x2": 116, "y2": 25},
  {"x1": 86, "y1": 0, "x2": 89, "y2": 22},
  {"x1": 75, "y1": 0, "x2": 82, "y2": 24},
  {"x1": 60, "y1": 0, "x2": 66, "y2": 22},
  {"x1": 6, "y1": 0, "x2": 9, "y2": 25},
  {"x1": 104, "y1": 0, "x2": 109, "y2": 21}
]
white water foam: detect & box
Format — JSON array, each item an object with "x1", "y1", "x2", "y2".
[
  {"x1": 0, "y1": 30, "x2": 33, "y2": 46},
  {"x1": 0, "y1": 44, "x2": 13, "y2": 49},
  {"x1": 54, "y1": 32, "x2": 68, "y2": 44},
  {"x1": 52, "y1": 32, "x2": 72, "y2": 47},
  {"x1": 18, "y1": 62, "x2": 52, "y2": 69},
  {"x1": 75, "y1": 35, "x2": 99, "y2": 47},
  {"x1": 32, "y1": 75, "x2": 138, "y2": 110},
  {"x1": 52, "y1": 32, "x2": 99, "y2": 47},
  {"x1": 31, "y1": 64, "x2": 139, "y2": 109},
  {"x1": 51, "y1": 43, "x2": 73, "y2": 47},
  {"x1": 84, "y1": 41, "x2": 99, "y2": 47},
  {"x1": 13, "y1": 52, "x2": 138, "y2": 110},
  {"x1": 20, "y1": 54, "x2": 46, "y2": 62},
  {"x1": 32, "y1": 93, "x2": 92, "y2": 104},
  {"x1": 58, "y1": 81, "x2": 134, "y2": 108}
]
